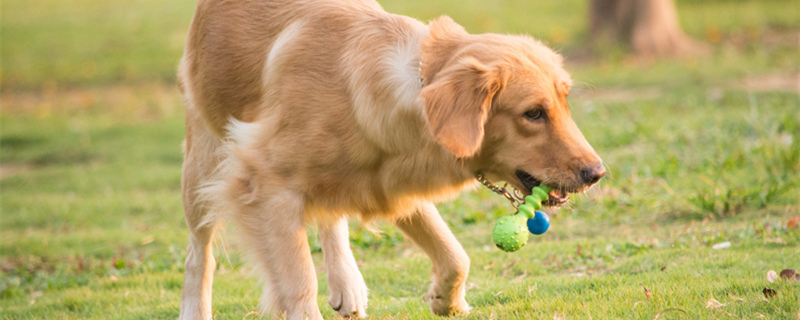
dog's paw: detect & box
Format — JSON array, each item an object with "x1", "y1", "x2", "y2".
[
  {"x1": 326, "y1": 265, "x2": 369, "y2": 318},
  {"x1": 425, "y1": 292, "x2": 471, "y2": 316}
]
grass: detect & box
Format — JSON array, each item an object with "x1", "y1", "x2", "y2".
[{"x1": 2, "y1": 0, "x2": 799, "y2": 319}]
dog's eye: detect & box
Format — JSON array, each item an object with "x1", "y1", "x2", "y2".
[{"x1": 523, "y1": 108, "x2": 544, "y2": 121}]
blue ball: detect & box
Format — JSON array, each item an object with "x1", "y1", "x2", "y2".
[{"x1": 527, "y1": 211, "x2": 550, "y2": 235}]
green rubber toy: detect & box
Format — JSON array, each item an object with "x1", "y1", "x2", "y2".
[
  {"x1": 492, "y1": 185, "x2": 553, "y2": 252},
  {"x1": 492, "y1": 214, "x2": 529, "y2": 252}
]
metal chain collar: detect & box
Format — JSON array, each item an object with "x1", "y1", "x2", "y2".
[{"x1": 475, "y1": 172, "x2": 526, "y2": 208}]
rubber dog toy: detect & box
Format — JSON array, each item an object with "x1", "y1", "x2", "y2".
[{"x1": 492, "y1": 185, "x2": 552, "y2": 252}]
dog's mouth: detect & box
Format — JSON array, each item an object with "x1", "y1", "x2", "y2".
[{"x1": 515, "y1": 169, "x2": 570, "y2": 207}]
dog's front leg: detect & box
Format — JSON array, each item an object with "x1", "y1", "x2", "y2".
[
  {"x1": 319, "y1": 217, "x2": 369, "y2": 318},
  {"x1": 233, "y1": 189, "x2": 322, "y2": 320},
  {"x1": 395, "y1": 202, "x2": 471, "y2": 316}
]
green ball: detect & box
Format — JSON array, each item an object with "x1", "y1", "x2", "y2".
[{"x1": 492, "y1": 214, "x2": 529, "y2": 252}]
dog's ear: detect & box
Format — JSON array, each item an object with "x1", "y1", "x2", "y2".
[{"x1": 422, "y1": 57, "x2": 506, "y2": 158}]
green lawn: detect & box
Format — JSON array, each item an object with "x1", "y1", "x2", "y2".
[{"x1": 1, "y1": 0, "x2": 799, "y2": 319}]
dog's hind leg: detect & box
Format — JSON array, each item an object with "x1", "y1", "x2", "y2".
[
  {"x1": 179, "y1": 109, "x2": 223, "y2": 320},
  {"x1": 319, "y1": 217, "x2": 369, "y2": 318},
  {"x1": 394, "y1": 202, "x2": 471, "y2": 316}
]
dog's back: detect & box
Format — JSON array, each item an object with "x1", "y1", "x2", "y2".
[{"x1": 179, "y1": 0, "x2": 399, "y2": 137}]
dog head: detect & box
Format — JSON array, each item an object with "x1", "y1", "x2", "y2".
[{"x1": 421, "y1": 17, "x2": 604, "y2": 205}]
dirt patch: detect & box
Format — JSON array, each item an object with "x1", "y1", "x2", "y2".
[
  {"x1": 737, "y1": 73, "x2": 799, "y2": 93},
  {"x1": 0, "y1": 84, "x2": 183, "y2": 120},
  {"x1": 574, "y1": 87, "x2": 663, "y2": 103},
  {"x1": 724, "y1": 29, "x2": 799, "y2": 51},
  {"x1": 0, "y1": 163, "x2": 33, "y2": 179},
  {"x1": 574, "y1": 73, "x2": 797, "y2": 102}
]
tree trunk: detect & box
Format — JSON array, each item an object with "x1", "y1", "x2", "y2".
[{"x1": 590, "y1": 0, "x2": 705, "y2": 56}]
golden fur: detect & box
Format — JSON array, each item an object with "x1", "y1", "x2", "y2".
[{"x1": 177, "y1": 0, "x2": 604, "y2": 319}]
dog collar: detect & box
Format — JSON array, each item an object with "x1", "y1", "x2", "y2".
[{"x1": 475, "y1": 172, "x2": 526, "y2": 208}]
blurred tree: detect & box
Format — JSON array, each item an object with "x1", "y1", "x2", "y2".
[{"x1": 589, "y1": 0, "x2": 707, "y2": 56}]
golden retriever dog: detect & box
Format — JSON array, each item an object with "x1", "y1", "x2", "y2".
[{"x1": 177, "y1": 0, "x2": 605, "y2": 319}]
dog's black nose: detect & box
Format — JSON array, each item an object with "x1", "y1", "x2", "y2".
[{"x1": 580, "y1": 163, "x2": 605, "y2": 185}]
